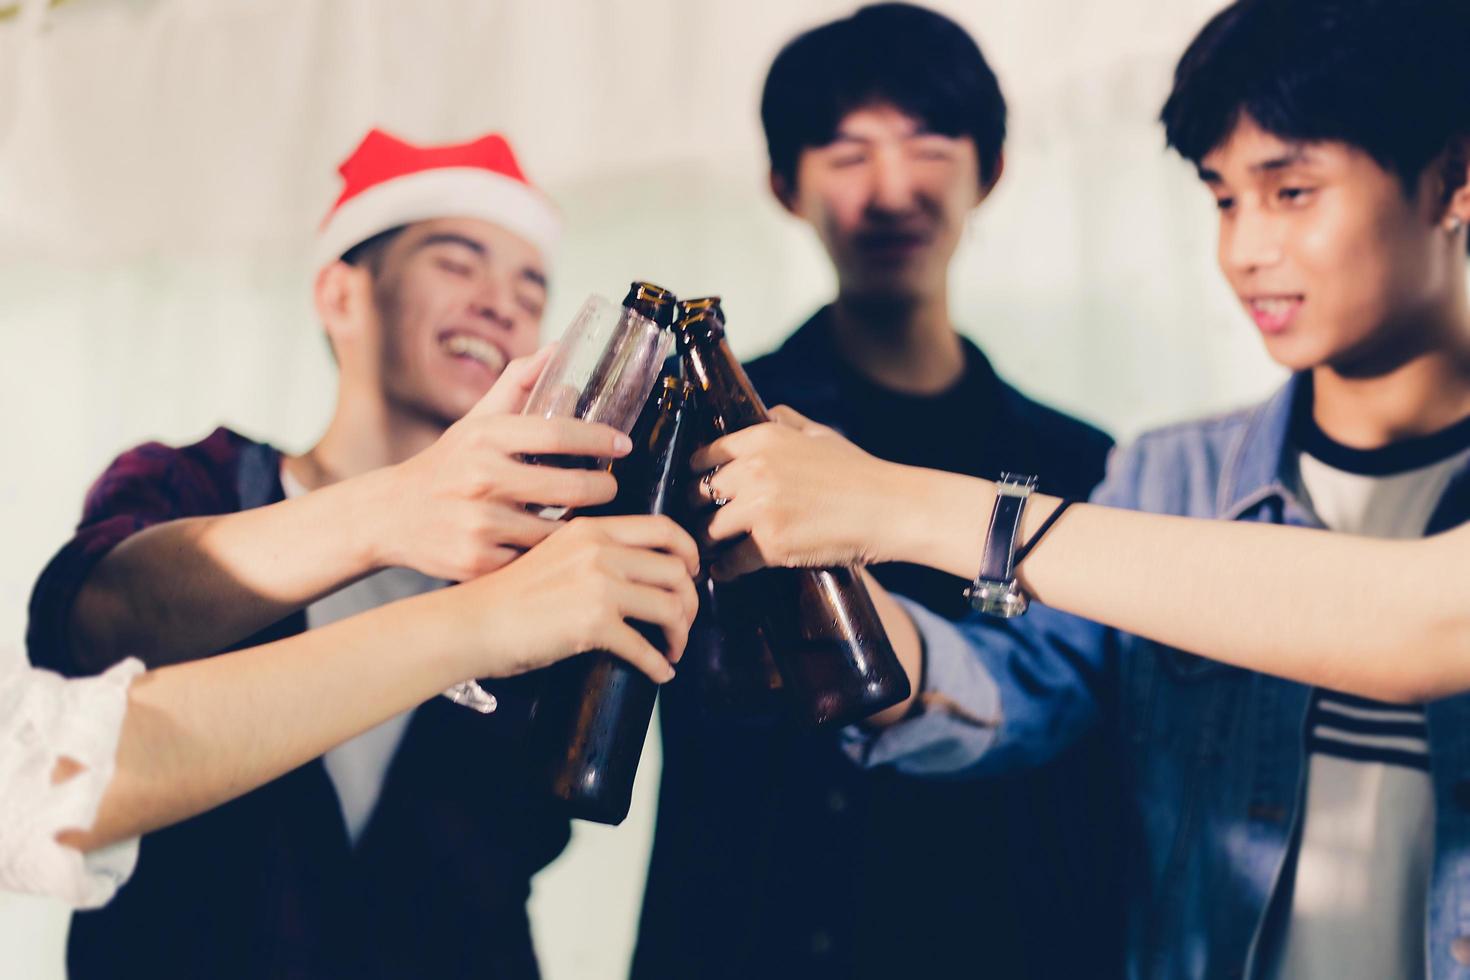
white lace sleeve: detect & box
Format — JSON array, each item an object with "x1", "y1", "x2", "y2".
[{"x1": 0, "y1": 658, "x2": 143, "y2": 908}]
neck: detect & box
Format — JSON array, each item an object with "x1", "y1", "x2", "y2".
[
  {"x1": 287, "y1": 387, "x2": 444, "y2": 490},
  {"x1": 1313, "y1": 305, "x2": 1470, "y2": 449},
  {"x1": 828, "y1": 290, "x2": 965, "y2": 395}
]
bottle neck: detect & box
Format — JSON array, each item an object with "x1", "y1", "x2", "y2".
[
  {"x1": 680, "y1": 329, "x2": 769, "y2": 433},
  {"x1": 611, "y1": 388, "x2": 688, "y2": 517}
]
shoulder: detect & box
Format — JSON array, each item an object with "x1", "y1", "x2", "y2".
[
  {"x1": 1094, "y1": 405, "x2": 1259, "y2": 515},
  {"x1": 743, "y1": 309, "x2": 835, "y2": 404},
  {"x1": 744, "y1": 323, "x2": 819, "y2": 390},
  {"x1": 83, "y1": 426, "x2": 271, "y2": 522},
  {"x1": 989, "y1": 372, "x2": 1113, "y2": 497},
  {"x1": 1000, "y1": 382, "x2": 1114, "y2": 454}
]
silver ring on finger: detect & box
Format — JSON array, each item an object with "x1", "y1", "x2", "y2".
[{"x1": 700, "y1": 467, "x2": 730, "y2": 508}]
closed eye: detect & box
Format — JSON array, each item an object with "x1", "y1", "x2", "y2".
[
  {"x1": 435, "y1": 257, "x2": 475, "y2": 277},
  {"x1": 1277, "y1": 186, "x2": 1316, "y2": 205},
  {"x1": 516, "y1": 292, "x2": 544, "y2": 318}
]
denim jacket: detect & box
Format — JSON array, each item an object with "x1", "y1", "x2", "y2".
[{"x1": 850, "y1": 374, "x2": 1470, "y2": 979}]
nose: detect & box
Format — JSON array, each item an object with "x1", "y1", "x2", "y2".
[
  {"x1": 868, "y1": 146, "x2": 919, "y2": 216},
  {"x1": 1222, "y1": 205, "x2": 1283, "y2": 275},
  {"x1": 467, "y1": 274, "x2": 513, "y2": 330}
]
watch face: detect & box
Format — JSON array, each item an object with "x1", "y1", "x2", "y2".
[
  {"x1": 965, "y1": 580, "x2": 1029, "y2": 618},
  {"x1": 997, "y1": 472, "x2": 1040, "y2": 495}
]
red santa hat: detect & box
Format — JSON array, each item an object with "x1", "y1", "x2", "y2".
[{"x1": 314, "y1": 128, "x2": 561, "y2": 269}]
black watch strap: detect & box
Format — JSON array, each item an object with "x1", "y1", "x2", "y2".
[{"x1": 965, "y1": 473, "x2": 1037, "y2": 618}]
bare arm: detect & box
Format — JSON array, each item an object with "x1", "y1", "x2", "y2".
[
  {"x1": 73, "y1": 472, "x2": 389, "y2": 667},
  {"x1": 62, "y1": 514, "x2": 699, "y2": 851},
  {"x1": 69, "y1": 350, "x2": 628, "y2": 668},
  {"x1": 697, "y1": 413, "x2": 1470, "y2": 705},
  {"x1": 900, "y1": 470, "x2": 1470, "y2": 704}
]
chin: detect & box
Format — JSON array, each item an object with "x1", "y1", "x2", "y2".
[
  {"x1": 846, "y1": 276, "x2": 927, "y2": 308},
  {"x1": 1260, "y1": 333, "x2": 1337, "y2": 375}
]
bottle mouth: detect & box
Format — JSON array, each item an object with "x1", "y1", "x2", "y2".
[
  {"x1": 625, "y1": 281, "x2": 678, "y2": 327},
  {"x1": 672, "y1": 307, "x2": 725, "y2": 350},
  {"x1": 674, "y1": 296, "x2": 723, "y2": 325}
]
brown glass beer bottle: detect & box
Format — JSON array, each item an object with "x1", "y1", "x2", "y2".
[
  {"x1": 675, "y1": 299, "x2": 910, "y2": 727},
  {"x1": 538, "y1": 375, "x2": 695, "y2": 824}
]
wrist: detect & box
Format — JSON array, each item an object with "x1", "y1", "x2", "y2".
[
  {"x1": 344, "y1": 465, "x2": 401, "y2": 572},
  {"x1": 410, "y1": 585, "x2": 488, "y2": 688},
  {"x1": 890, "y1": 467, "x2": 995, "y2": 578}
]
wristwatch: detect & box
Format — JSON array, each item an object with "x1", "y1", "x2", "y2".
[{"x1": 964, "y1": 472, "x2": 1037, "y2": 618}]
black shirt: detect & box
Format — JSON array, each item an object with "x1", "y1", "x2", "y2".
[{"x1": 635, "y1": 308, "x2": 1123, "y2": 980}]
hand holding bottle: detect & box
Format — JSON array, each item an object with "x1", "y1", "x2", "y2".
[
  {"x1": 691, "y1": 406, "x2": 920, "y2": 579},
  {"x1": 370, "y1": 347, "x2": 632, "y2": 582},
  {"x1": 448, "y1": 514, "x2": 700, "y2": 684}
]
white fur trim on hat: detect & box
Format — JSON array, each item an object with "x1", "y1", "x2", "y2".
[{"x1": 313, "y1": 167, "x2": 561, "y2": 269}]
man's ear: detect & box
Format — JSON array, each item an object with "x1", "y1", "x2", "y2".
[
  {"x1": 978, "y1": 150, "x2": 1005, "y2": 205},
  {"x1": 313, "y1": 260, "x2": 374, "y2": 352},
  {"x1": 1441, "y1": 138, "x2": 1470, "y2": 233},
  {"x1": 769, "y1": 169, "x2": 801, "y2": 217}
]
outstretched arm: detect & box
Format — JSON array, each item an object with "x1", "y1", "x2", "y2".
[
  {"x1": 695, "y1": 410, "x2": 1469, "y2": 704},
  {"x1": 63, "y1": 514, "x2": 698, "y2": 851}
]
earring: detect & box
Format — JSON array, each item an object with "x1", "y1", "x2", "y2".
[{"x1": 1450, "y1": 216, "x2": 1466, "y2": 234}]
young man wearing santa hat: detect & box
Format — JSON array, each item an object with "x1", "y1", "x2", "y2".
[{"x1": 27, "y1": 129, "x2": 608, "y2": 979}]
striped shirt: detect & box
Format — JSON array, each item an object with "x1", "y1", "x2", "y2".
[
  {"x1": 1266, "y1": 391, "x2": 1470, "y2": 980},
  {"x1": 1305, "y1": 691, "x2": 1429, "y2": 773}
]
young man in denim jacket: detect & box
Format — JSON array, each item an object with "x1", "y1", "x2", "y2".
[{"x1": 687, "y1": 0, "x2": 1470, "y2": 976}]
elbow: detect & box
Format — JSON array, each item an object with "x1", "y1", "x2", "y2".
[
  {"x1": 57, "y1": 826, "x2": 109, "y2": 855},
  {"x1": 67, "y1": 580, "x2": 132, "y2": 673},
  {"x1": 1369, "y1": 615, "x2": 1470, "y2": 706}
]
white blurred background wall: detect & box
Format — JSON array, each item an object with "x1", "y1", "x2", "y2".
[{"x1": 0, "y1": 0, "x2": 1284, "y2": 976}]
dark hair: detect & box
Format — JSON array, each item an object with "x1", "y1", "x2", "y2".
[
  {"x1": 1162, "y1": 0, "x2": 1470, "y2": 217},
  {"x1": 760, "y1": 3, "x2": 1006, "y2": 190},
  {"x1": 339, "y1": 225, "x2": 405, "y2": 272}
]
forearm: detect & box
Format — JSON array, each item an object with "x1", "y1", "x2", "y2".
[
  {"x1": 1020, "y1": 508, "x2": 1467, "y2": 703},
  {"x1": 67, "y1": 586, "x2": 472, "y2": 850},
  {"x1": 897, "y1": 469, "x2": 1470, "y2": 703},
  {"x1": 71, "y1": 469, "x2": 391, "y2": 667}
]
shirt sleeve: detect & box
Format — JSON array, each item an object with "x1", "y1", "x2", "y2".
[
  {"x1": 843, "y1": 598, "x2": 1115, "y2": 778},
  {"x1": 841, "y1": 439, "x2": 1154, "y2": 778},
  {"x1": 0, "y1": 656, "x2": 143, "y2": 909},
  {"x1": 28, "y1": 431, "x2": 238, "y2": 676}
]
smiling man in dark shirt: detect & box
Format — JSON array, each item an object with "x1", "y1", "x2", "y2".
[{"x1": 633, "y1": 5, "x2": 1121, "y2": 978}]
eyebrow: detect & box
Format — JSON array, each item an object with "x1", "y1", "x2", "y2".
[
  {"x1": 416, "y1": 232, "x2": 546, "y2": 289},
  {"x1": 413, "y1": 232, "x2": 487, "y2": 256},
  {"x1": 1252, "y1": 148, "x2": 1313, "y2": 172},
  {"x1": 1198, "y1": 147, "x2": 1314, "y2": 183},
  {"x1": 828, "y1": 125, "x2": 932, "y2": 145}
]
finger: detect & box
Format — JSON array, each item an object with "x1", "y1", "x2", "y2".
[
  {"x1": 599, "y1": 620, "x2": 678, "y2": 683},
  {"x1": 689, "y1": 423, "x2": 780, "y2": 473},
  {"x1": 703, "y1": 494, "x2": 756, "y2": 545},
  {"x1": 684, "y1": 466, "x2": 730, "y2": 514},
  {"x1": 467, "y1": 343, "x2": 557, "y2": 417},
  {"x1": 487, "y1": 415, "x2": 633, "y2": 460},
  {"x1": 497, "y1": 461, "x2": 618, "y2": 509},
  {"x1": 478, "y1": 506, "x2": 563, "y2": 550},
  {"x1": 614, "y1": 582, "x2": 696, "y2": 662},
  {"x1": 463, "y1": 545, "x2": 526, "y2": 580},
  {"x1": 768, "y1": 404, "x2": 827, "y2": 433},
  {"x1": 709, "y1": 536, "x2": 771, "y2": 582},
  {"x1": 580, "y1": 516, "x2": 700, "y2": 576},
  {"x1": 602, "y1": 545, "x2": 700, "y2": 605}
]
